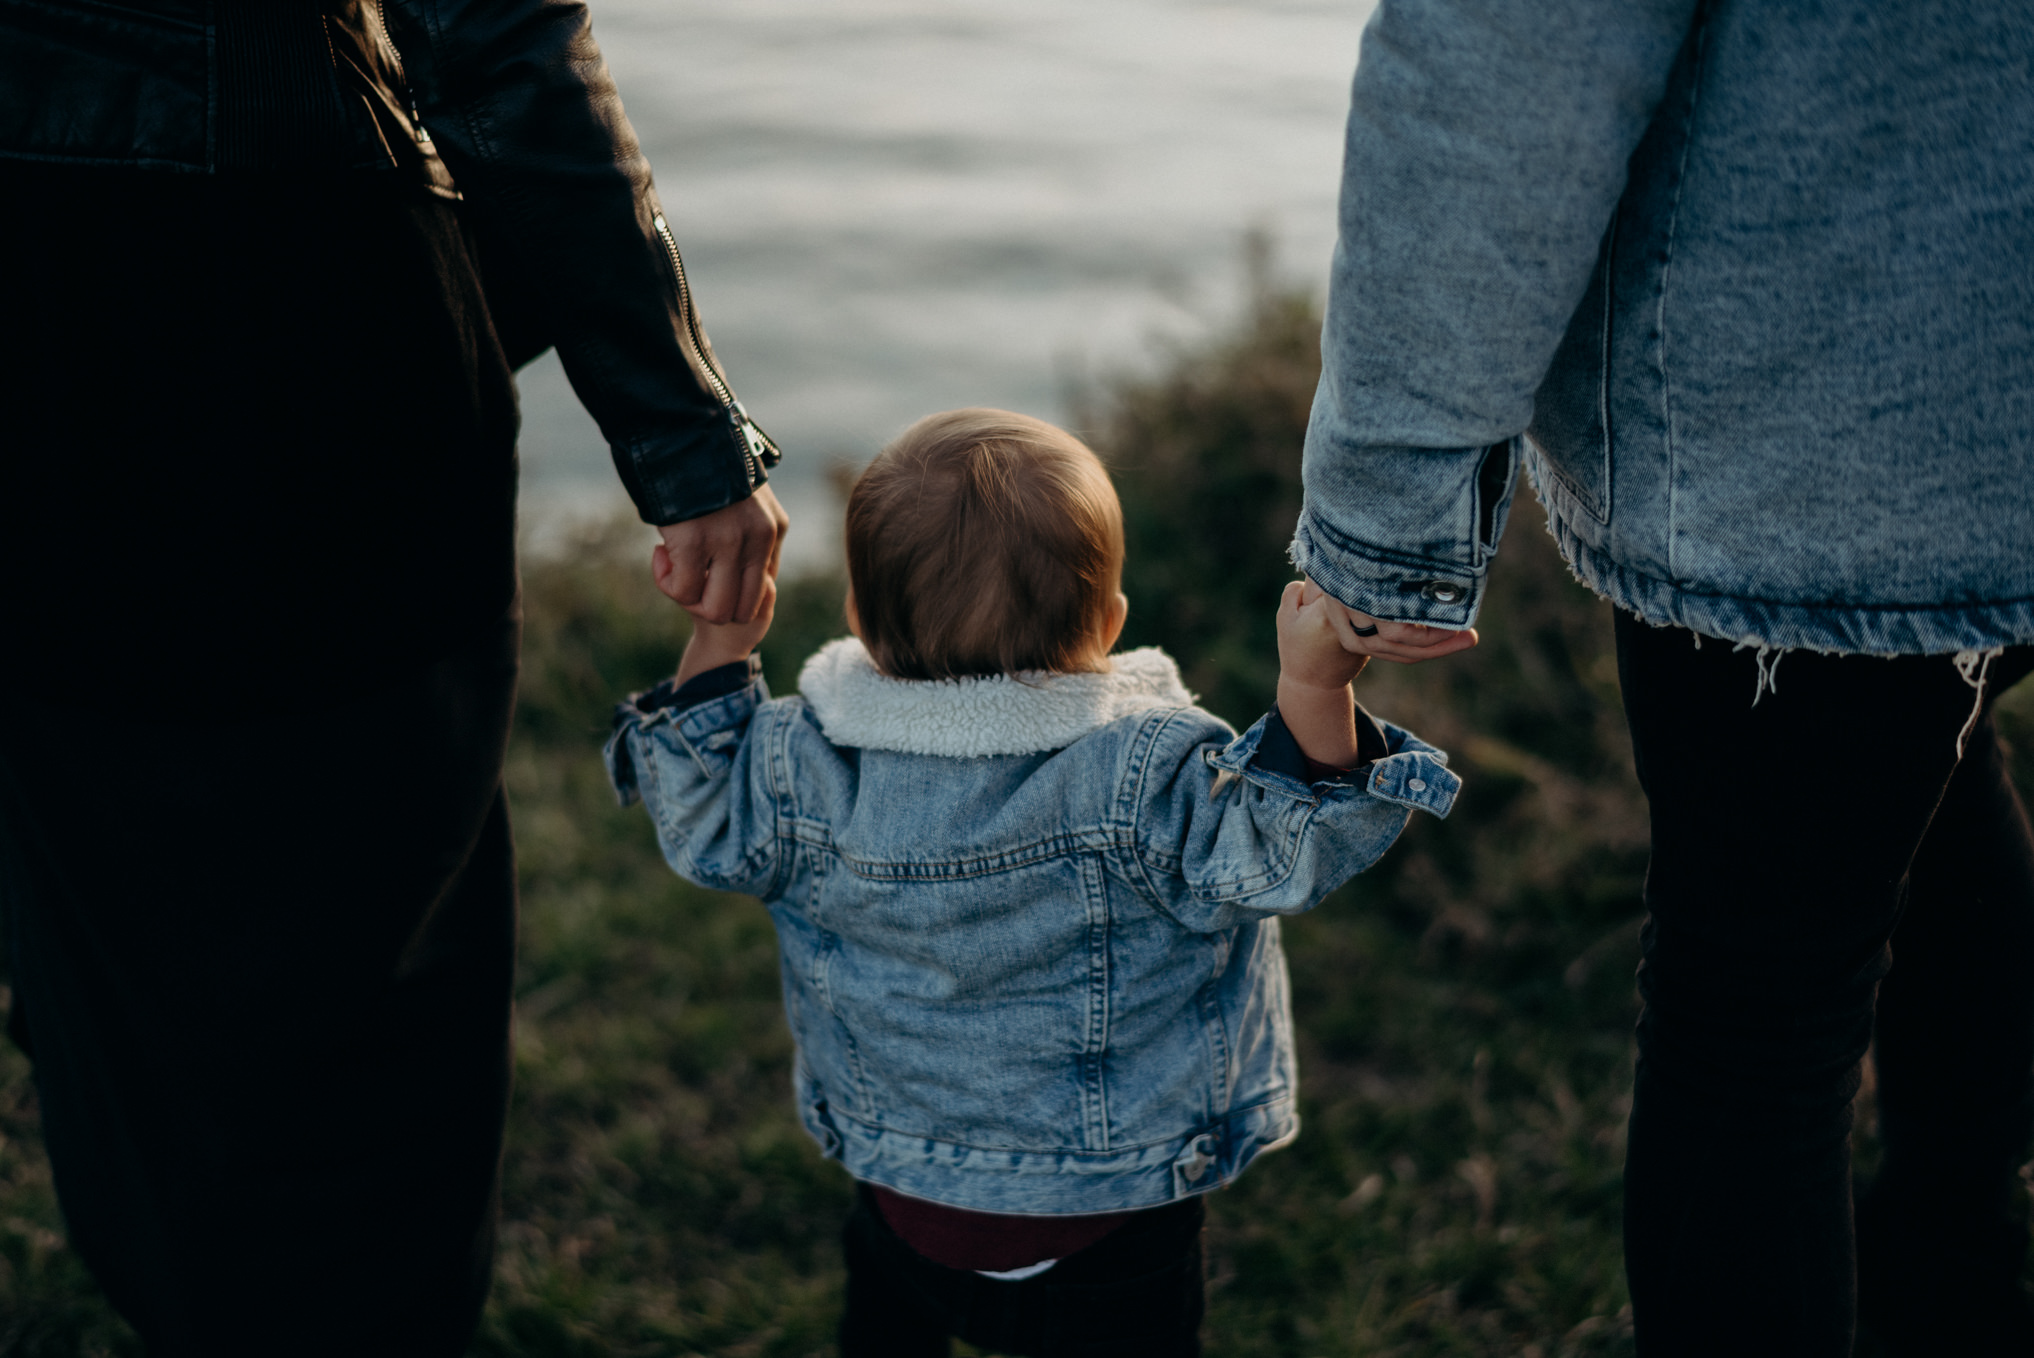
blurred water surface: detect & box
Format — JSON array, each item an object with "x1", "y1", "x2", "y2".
[{"x1": 516, "y1": 0, "x2": 1376, "y2": 562}]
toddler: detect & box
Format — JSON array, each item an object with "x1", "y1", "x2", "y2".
[{"x1": 606, "y1": 409, "x2": 1457, "y2": 1358}]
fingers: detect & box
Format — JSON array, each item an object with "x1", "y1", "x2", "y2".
[
  {"x1": 1359, "y1": 620, "x2": 1481, "y2": 665},
  {"x1": 658, "y1": 532, "x2": 708, "y2": 607},
  {"x1": 696, "y1": 551, "x2": 743, "y2": 624},
  {"x1": 658, "y1": 489, "x2": 795, "y2": 624},
  {"x1": 756, "y1": 484, "x2": 790, "y2": 581},
  {"x1": 733, "y1": 560, "x2": 767, "y2": 627},
  {"x1": 1298, "y1": 576, "x2": 1480, "y2": 666}
]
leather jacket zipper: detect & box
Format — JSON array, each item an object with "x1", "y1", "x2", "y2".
[
  {"x1": 367, "y1": 1, "x2": 430, "y2": 144},
  {"x1": 652, "y1": 212, "x2": 783, "y2": 485}
]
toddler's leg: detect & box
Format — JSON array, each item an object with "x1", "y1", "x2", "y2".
[
  {"x1": 839, "y1": 1185, "x2": 1204, "y2": 1358},
  {"x1": 840, "y1": 1188, "x2": 953, "y2": 1358}
]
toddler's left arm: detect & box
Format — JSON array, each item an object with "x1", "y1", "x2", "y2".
[{"x1": 1274, "y1": 579, "x2": 1371, "y2": 769}]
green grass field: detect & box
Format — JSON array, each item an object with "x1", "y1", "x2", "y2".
[{"x1": 3, "y1": 283, "x2": 2031, "y2": 1357}]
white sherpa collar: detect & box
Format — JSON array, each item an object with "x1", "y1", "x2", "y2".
[{"x1": 796, "y1": 638, "x2": 1195, "y2": 757}]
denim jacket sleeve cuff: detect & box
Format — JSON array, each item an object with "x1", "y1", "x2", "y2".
[
  {"x1": 1291, "y1": 407, "x2": 1519, "y2": 627},
  {"x1": 605, "y1": 657, "x2": 767, "y2": 803},
  {"x1": 1252, "y1": 705, "x2": 1391, "y2": 784},
  {"x1": 1209, "y1": 710, "x2": 1459, "y2": 819},
  {"x1": 1290, "y1": 505, "x2": 1487, "y2": 629}
]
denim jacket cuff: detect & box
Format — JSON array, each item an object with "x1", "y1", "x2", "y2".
[
  {"x1": 605, "y1": 658, "x2": 768, "y2": 802},
  {"x1": 1208, "y1": 710, "x2": 1460, "y2": 818},
  {"x1": 1254, "y1": 705, "x2": 1391, "y2": 784},
  {"x1": 1290, "y1": 507, "x2": 1486, "y2": 629}
]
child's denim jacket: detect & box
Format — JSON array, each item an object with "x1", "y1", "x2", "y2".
[{"x1": 606, "y1": 639, "x2": 1456, "y2": 1214}]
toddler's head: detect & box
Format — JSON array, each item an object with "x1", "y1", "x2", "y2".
[{"x1": 845, "y1": 408, "x2": 1126, "y2": 680}]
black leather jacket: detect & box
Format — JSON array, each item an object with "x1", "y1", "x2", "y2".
[{"x1": 0, "y1": 0, "x2": 778, "y2": 526}]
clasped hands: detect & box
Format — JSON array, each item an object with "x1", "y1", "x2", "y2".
[
  {"x1": 1294, "y1": 576, "x2": 1479, "y2": 666},
  {"x1": 650, "y1": 483, "x2": 790, "y2": 626}
]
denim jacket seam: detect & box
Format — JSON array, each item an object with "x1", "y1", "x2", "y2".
[
  {"x1": 1078, "y1": 852, "x2": 1113, "y2": 1152},
  {"x1": 753, "y1": 703, "x2": 791, "y2": 899},
  {"x1": 835, "y1": 829, "x2": 1112, "y2": 880},
  {"x1": 819, "y1": 1104, "x2": 1259, "y2": 1158},
  {"x1": 1301, "y1": 507, "x2": 1485, "y2": 578},
  {"x1": 1123, "y1": 709, "x2": 1187, "y2": 912},
  {"x1": 1657, "y1": 3, "x2": 1711, "y2": 582},
  {"x1": 1122, "y1": 711, "x2": 1212, "y2": 910},
  {"x1": 1197, "y1": 973, "x2": 1233, "y2": 1116}
]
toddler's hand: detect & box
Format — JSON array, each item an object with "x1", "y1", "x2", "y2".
[
  {"x1": 1277, "y1": 580, "x2": 1370, "y2": 692},
  {"x1": 666, "y1": 546, "x2": 776, "y2": 685}
]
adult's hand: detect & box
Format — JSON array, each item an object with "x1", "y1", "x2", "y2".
[
  {"x1": 1300, "y1": 576, "x2": 1480, "y2": 665},
  {"x1": 654, "y1": 484, "x2": 790, "y2": 624}
]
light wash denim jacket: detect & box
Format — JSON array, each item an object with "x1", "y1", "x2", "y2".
[
  {"x1": 605, "y1": 640, "x2": 1457, "y2": 1213},
  {"x1": 1293, "y1": 0, "x2": 2034, "y2": 656}
]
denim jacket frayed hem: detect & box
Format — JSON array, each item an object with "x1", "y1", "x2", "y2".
[{"x1": 1296, "y1": 0, "x2": 2034, "y2": 657}]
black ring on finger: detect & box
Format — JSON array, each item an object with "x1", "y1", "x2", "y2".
[{"x1": 1353, "y1": 624, "x2": 1380, "y2": 637}]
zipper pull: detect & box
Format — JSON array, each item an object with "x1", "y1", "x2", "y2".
[{"x1": 729, "y1": 401, "x2": 781, "y2": 483}]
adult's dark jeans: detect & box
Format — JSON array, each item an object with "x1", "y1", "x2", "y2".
[
  {"x1": 840, "y1": 1185, "x2": 1205, "y2": 1358},
  {"x1": 0, "y1": 624, "x2": 519, "y2": 1355},
  {"x1": 0, "y1": 161, "x2": 522, "y2": 1352},
  {"x1": 1615, "y1": 611, "x2": 2034, "y2": 1357}
]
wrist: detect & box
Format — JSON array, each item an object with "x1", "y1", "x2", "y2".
[
  {"x1": 1277, "y1": 670, "x2": 1357, "y2": 701},
  {"x1": 1275, "y1": 675, "x2": 1362, "y2": 769},
  {"x1": 678, "y1": 633, "x2": 755, "y2": 686},
  {"x1": 1278, "y1": 671, "x2": 1347, "y2": 692}
]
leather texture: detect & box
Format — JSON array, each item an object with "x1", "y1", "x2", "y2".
[{"x1": 0, "y1": 0, "x2": 779, "y2": 526}]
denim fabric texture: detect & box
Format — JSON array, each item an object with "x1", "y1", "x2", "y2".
[
  {"x1": 1294, "y1": 0, "x2": 2034, "y2": 656},
  {"x1": 606, "y1": 641, "x2": 1456, "y2": 1213}
]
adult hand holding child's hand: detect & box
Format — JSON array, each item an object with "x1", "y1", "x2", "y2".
[
  {"x1": 1275, "y1": 579, "x2": 1374, "y2": 769},
  {"x1": 663, "y1": 555, "x2": 778, "y2": 685},
  {"x1": 655, "y1": 484, "x2": 791, "y2": 625},
  {"x1": 1277, "y1": 579, "x2": 1371, "y2": 692},
  {"x1": 1299, "y1": 576, "x2": 1479, "y2": 666}
]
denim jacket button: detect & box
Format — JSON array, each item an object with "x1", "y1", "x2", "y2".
[
  {"x1": 1406, "y1": 777, "x2": 1427, "y2": 792},
  {"x1": 1420, "y1": 581, "x2": 1466, "y2": 604}
]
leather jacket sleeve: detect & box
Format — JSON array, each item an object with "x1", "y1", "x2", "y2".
[{"x1": 383, "y1": 0, "x2": 780, "y2": 526}]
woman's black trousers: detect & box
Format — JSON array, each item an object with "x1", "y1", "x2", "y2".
[
  {"x1": 0, "y1": 162, "x2": 522, "y2": 1356},
  {"x1": 1616, "y1": 612, "x2": 2034, "y2": 1357}
]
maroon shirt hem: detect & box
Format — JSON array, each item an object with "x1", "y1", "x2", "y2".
[{"x1": 869, "y1": 1185, "x2": 1143, "y2": 1272}]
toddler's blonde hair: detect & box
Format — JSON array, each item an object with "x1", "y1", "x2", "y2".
[{"x1": 845, "y1": 408, "x2": 1124, "y2": 680}]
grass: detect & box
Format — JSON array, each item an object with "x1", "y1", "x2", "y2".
[{"x1": 3, "y1": 280, "x2": 2032, "y2": 1356}]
